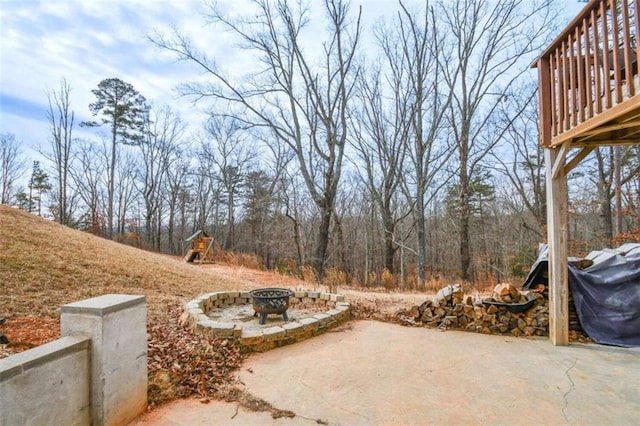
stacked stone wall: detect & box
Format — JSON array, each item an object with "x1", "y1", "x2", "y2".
[{"x1": 183, "y1": 291, "x2": 350, "y2": 352}]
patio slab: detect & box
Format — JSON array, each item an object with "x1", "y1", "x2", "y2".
[{"x1": 132, "y1": 320, "x2": 639, "y2": 425}]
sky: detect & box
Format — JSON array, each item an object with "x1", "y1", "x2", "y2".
[{"x1": 0, "y1": 0, "x2": 586, "y2": 161}]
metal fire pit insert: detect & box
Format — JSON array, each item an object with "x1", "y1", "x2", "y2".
[{"x1": 249, "y1": 288, "x2": 294, "y2": 325}]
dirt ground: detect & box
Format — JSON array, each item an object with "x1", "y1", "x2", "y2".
[{"x1": 200, "y1": 264, "x2": 433, "y2": 315}]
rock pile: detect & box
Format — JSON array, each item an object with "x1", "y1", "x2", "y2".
[{"x1": 397, "y1": 283, "x2": 549, "y2": 337}]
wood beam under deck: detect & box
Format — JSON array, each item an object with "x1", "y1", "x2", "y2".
[
  {"x1": 549, "y1": 95, "x2": 640, "y2": 148},
  {"x1": 545, "y1": 148, "x2": 569, "y2": 346}
]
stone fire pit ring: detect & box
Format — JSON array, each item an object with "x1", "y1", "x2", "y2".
[
  {"x1": 182, "y1": 290, "x2": 350, "y2": 352},
  {"x1": 249, "y1": 288, "x2": 295, "y2": 324}
]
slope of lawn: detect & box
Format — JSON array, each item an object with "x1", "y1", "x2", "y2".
[
  {"x1": 0, "y1": 204, "x2": 252, "y2": 319},
  {"x1": 0, "y1": 205, "x2": 256, "y2": 403}
]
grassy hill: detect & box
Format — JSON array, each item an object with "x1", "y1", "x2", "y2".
[
  {"x1": 0, "y1": 204, "x2": 252, "y2": 319},
  {"x1": 0, "y1": 205, "x2": 270, "y2": 401}
]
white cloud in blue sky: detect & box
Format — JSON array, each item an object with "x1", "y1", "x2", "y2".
[
  {"x1": 1, "y1": 0, "x2": 212, "y2": 152},
  {"x1": 0, "y1": 0, "x2": 585, "y2": 155}
]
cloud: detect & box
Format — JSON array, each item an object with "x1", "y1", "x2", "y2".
[
  {"x1": 0, "y1": 0, "x2": 209, "y2": 145},
  {"x1": 1, "y1": 0, "x2": 585, "y2": 152}
]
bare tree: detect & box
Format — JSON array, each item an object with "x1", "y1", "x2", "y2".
[
  {"x1": 438, "y1": 0, "x2": 557, "y2": 280},
  {"x1": 202, "y1": 116, "x2": 255, "y2": 251},
  {"x1": 241, "y1": 129, "x2": 292, "y2": 263},
  {"x1": 590, "y1": 144, "x2": 640, "y2": 242},
  {"x1": 492, "y1": 82, "x2": 546, "y2": 232},
  {"x1": 115, "y1": 148, "x2": 138, "y2": 236},
  {"x1": 165, "y1": 154, "x2": 191, "y2": 255},
  {"x1": 595, "y1": 147, "x2": 616, "y2": 241},
  {"x1": 70, "y1": 139, "x2": 107, "y2": 234},
  {"x1": 383, "y1": 1, "x2": 453, "y2": 286},
  {"x1": 46, "y1": 78, "x2": 75, "y2": 225},
  {"x1": 281, "y1": 169, "x2": 308, "y2": 277},
  {"x1": 0, "y1": 133, "x2": 24, "y2": 205},
  {"x1": 138, "y1": 105, "x2": 185, "y2": 250},
  {"x1": 352, "y1": 63, "x2": 410, "y2": 275},
  {"x1": 151, "y1": 0, "x2": 361, "y2": 280},
  {"x1": 190, "y1": 151, "x2": 222, "y2": 235}
]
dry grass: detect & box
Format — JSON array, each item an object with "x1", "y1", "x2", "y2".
[{"x1": 0, "y1": 205, "x2": 254, "y2": 320}]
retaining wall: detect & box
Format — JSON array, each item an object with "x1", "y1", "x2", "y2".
[
  {"x1": 0, "y1": 294, "x2": 147, "y2": 426},
  {"x1": 183, "y1": 291, "x2": 350, "y2": 352},
  {"x1": 0, "y1": 336, "x2": 91, "y2": 426}
]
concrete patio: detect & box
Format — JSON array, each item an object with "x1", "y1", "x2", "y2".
[{"x1": 133, "y1": 320, "x2": 640, "y2": 425}]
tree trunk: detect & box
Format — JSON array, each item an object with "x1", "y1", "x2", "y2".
[
  {"x1": 155, "y1": 204, "x2": 162, "y2": 251},
  {"x1": 108, "y1": 122, "x2": 117, "y2": 239},
  {"x1": 416, "y1": 192, "x2": 427, "y2": 286},
  {"x1": 226, "y1": 190, "x2": 235, "y2": 250},
  {"x1": 315, "y1": 203, "x2": 333, "y2": 281},
  {"x1": 596, "y1": 147, "x2": 614, "y2": 242},
  {"x1": 289, "y1": 212, "x2": 304, "y2": 279},
  {"x1": 459, "y1": 144, "x2": 472, "y2": 281},
  {"x1": 614, "y1": 146, "x2": 623, "y2": 237},
  {"x1": 333, "y1": 209, "x2": 349, "y2": 283},
  {"x1": 384, "y1": 229, "x2": 395, "y2": 274}
]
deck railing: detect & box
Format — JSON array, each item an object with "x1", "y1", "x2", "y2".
[{"x1": 536, "y1": 0, "x2": 639, "y2": 146}]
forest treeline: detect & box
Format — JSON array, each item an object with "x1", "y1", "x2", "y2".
[{"x1": 1, "y1": 0, "x2": 639, "y2": 290}]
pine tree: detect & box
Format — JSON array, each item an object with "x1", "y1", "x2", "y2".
[{"x1": 82, "y1": 78, "x2": 148, "y2": 238}]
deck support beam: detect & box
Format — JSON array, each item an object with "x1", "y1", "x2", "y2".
[{"x1": 545, "y1": 147, "x2": 569, "y2": 346}]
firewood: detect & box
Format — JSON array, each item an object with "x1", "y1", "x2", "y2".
[
  {"x1": 482, "y1": 314, "x2": 495, "y2": 324},
  {"x1": 420, "y1": 308, "x2": 434, "y2": 322},
  {"x1": 435, "y1": 284, "x2": 462, "y2": 307},
  {"x1": 407, "y1": 305, "x2": 419, "y2": 319},
  {"x1": 453, "y1": 304, "x2": 465, "y2": 316},
  {"x1": 399, "y1": 284, "x2": 551, "y2": 339},
  {"x1": 459, "y1": 315, "x2": 468, "y2": 327},
  {"x1": 492, "y1": 283, "x2": 523, "y2": 303},
  {"x1": 426, "y1": 319, "x2": 439, "y2": 328}
]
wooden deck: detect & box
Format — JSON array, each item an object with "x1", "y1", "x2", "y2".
[
  {"x1": 534, "y1": 0, "x2": 640, "y2": 346},
  {"x1": 536, "y1": 0, "x2": 640, "y2": 153}
]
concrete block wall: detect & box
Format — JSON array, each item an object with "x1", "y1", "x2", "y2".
[
  {"x1": 0, "y1": 336, "x2": 91, "y2": 426},
  {"x1": 0, "y1": 294, "x2": 147, "y2": 426},
  {"x1": 62, "y1": 294, "x2": 147, "y2": 426},
  {"x1": 183, "y1": 291, "x2": 350, "y2": 352}
]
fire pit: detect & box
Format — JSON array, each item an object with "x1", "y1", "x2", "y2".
[{"x1": 249, "y1": 288, "x2": 294, "y2": 325}]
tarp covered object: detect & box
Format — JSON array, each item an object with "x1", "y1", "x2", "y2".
[{"x1": 523, "y1": 243, "x2": 640, "y2": 347}]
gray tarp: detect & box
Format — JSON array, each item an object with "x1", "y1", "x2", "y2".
[{"x1": 523, "y1": 243, "x2": 640, "y2": 347}]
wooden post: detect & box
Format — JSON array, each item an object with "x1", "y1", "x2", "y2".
[
  {"x1": 545, "y1": 147, "x2": 569, "y2": 346},
  {"x1": 538, "y1": 58, "x2": 552, "y2": 147}
]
